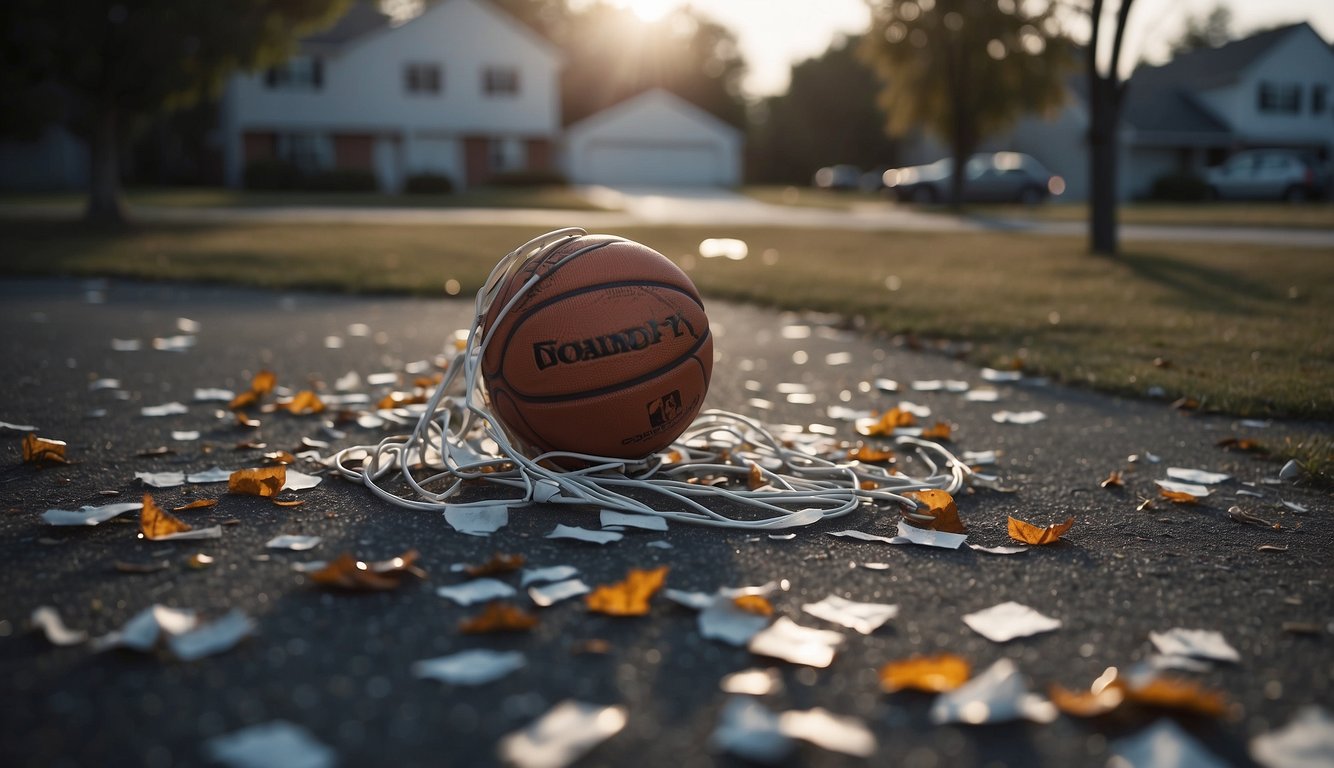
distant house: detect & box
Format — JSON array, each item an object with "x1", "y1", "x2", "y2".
[
  {"x1": 220, "y1": 0, "x2": 563, "y2": 191},
  {"x1": 563, "y1": 89, "x2": 743, "y2": 187}
]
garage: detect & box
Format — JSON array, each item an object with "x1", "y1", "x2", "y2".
[{"x1": 564, "y1": 89, "x2": 742, "y2": 187}]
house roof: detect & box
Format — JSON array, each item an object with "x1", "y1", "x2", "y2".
[
  {"x1": 302, "y1": 1, "x2": 390, "y2": 49},
  {"x1": 1122, "y1": 23, "x2": 1312, "y2": 140},
  {"x1": 565, "y1": 88, "x2": 743, "y2": 140}
]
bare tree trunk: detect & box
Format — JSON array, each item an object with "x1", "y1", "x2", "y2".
[
  {"x1": 84, "y1": 102, "x2": 126, "y2": 226},
  {"x1": 1088, "y1": 78, "x2": 1119, "y2": 255}
]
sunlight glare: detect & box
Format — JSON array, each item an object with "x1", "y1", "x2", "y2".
[{"x1": 615, "y1": 0, "x2": 679, "y2": 22}]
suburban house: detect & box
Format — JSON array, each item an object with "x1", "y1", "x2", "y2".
[
  {"x1": 564, "y1": 89, "x2": 743, "y2": 187},
  {"x1": 991, "y1": 22, "x2": 1334, "y2": 201},
  {"x1": 220, "y1": 0, "x2": 562, "y2": 191}
]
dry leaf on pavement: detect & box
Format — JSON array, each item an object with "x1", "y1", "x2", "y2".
[
  {"x1": 23, "y1": 434, "x2": 68, "y2": 464},
  {"x1": 228, "y1": 466, "x2": 287, "y2": 497},
  {"x1": 459, "y1": 602, "x2": 539, "y2": 634},
  {"x1": 586, "y1": 566, "x2": 669, "y2": 616},
  {"x1": 1007, "y1": 516, "x2": 1075, "y2": 545},
  {"x1": 140, "y1": 494, "x2": 194, "y2": 539},
  {"x1": 903, "y1": 490, "x2": 966, "y2": 533}
]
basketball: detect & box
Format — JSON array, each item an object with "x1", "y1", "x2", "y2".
[{"x1": 480, "y1": 233, "x2": 713, "y2": 460}]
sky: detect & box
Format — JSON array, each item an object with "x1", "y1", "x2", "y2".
[{"x1": 605, "y1": 0, "x2": 1334, "y2": 99}]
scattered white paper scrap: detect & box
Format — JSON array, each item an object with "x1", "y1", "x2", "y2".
[
  {"x1": 281, "y1": 470, "x2": 322, "y2": 491},
  {"x1": 1154, "y1": 479, "x2": 1212, "y2": 498},
  {"x1": 167, "y1": 609, "x2": 256, "y2": 661},
  {"x1": 412, "y1": 649, "x2": 525, "y2": 686},
  {"x1": 930, "y1": 658, "x2": 1057, "y2": 725},
  {"x1": 700, "y1": 598, "x2": 772, "y2": 647},
  {"x1": 779, "y1": 708, "x2": 877, "y2": 758},
  {"x1": 93, "y1": 604, "x2": 198, "y2": 652},
  {"x1": 664, "y1": 590, "x2": 716, "y2": 611},
  {"x1": 646, "y1": 540, "x2": 673, "y2": 549},
  {"x1": 894, "y1": 520, "x2": 967, "y2": 549},
  {"x1": 529, "y1": 578, "x2": 590, "y2": 608},
  {"x1": 1281, "y1": 500, "x2": 1308, "y2": 513},
  {"x1": 444, "y1": 505, "x2": 508, "y2": 536},
  {"x1": 0, "y1": 420, "x2": 38, "y2": 432},
  {"x1": 31, "y1": 606, "x2": 88, "y2": 646},
  {"x1": 43, "y1": 501, "x2": 142, "y2": 526},
  {"x1": 720, "y1": 668, "x2": 783, "y2": 696},
  {"x1": 171, "y1": 430, "x2": 200, "y2": 441},
  {"x1": 711, "y1": 697, "x2": 793, "y2": 764},
  {"x1": 111, "y1": 338, "x2": 142, "y2": 352},
  {"x1": 802, "y1": 595, "x2": 898, "y2": 635},
  {"x1": 1250, "y1": 706, "x2": 1334, "y2": 768},
  {"x1": 136, "y1": 471, "x2": 186, "y2": 488},
  {"x1": 827, "y1": 529, "x2": 897, "y2": 545},
  {"x1": 436, "y1": 578, "x2": 517, "y2": 606},
  {"x1": 89, "y1": 378, "x2": 121, "y2": 391},
  {"x1": 521, "y1": 565, "x2": 580, "y2": 587},
  {"x1": 969, "y1": 543, "x2": 1029, "y2": 555},
  {"x1": 1149, "y1": 628, "x2": 1240, "y2": 663},
  {"x1": 193, "y1": 388, "x2": 235, "y2": 402},
  {"x1": 992, "y1": 410, "x2": 1047, "y2": 425},
  {"x1": 599, "y1": 509, "x2": 668, "y2": 531},
  {"x1": 152, "y1": 335, "x2": 196, "y2": 352},
  {"x1": 187, "y1": 467, "x2": 233, "y2": 483},
  {"x1": 497, "y1": 700, "x2": 627, "y2": 768},
  {"x1": 141, "y1": 402, "x2": 189, "y2": 417},
  {"x1": 205, "y1": 720, "x2": 336, "y2": 768},
  {"x1": 266, "y1": 535, "x2": 322, "y2": 551},
  {"x1": 982, "y1": 368, "x2": 1023, "y2": 382},
  {"x1": 1110, "y1": 720, "x2": 1228, "y2": 768},
  {"x1": 146, "y1": 525, "x2": 222, "y2": 542},
  {"x1": 963, "y1": 601, "x2": 1062, "y2": 643},
  {"x1": 965, "y1": 388, "x2": 1000, "y2": 402},
  {"x1": 546, "y1": 524, "x2": 623, "y2": 545},
  {"x1": 1166, "y1": 467, "x2": 1231, "y2": 485},
  {"x1": 747, "y1": 617, "x2": 844, "y2": 668}
]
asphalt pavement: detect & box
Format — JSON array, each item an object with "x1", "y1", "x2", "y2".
[{"x1": 1, "y1": 276, "x2": 1330, "y2": 768}]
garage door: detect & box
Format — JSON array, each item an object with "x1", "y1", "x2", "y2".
[{"x1": 584, "y1": 141, "x2": 721, "y2": 186}]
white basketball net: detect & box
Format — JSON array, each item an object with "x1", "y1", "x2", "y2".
[{"x1": 332, "y1": 228, "x2": 973, "y2": 529}]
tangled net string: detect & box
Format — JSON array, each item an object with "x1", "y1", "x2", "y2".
[{"x1": 332, "y1": 228, "x2": 973, "y2": 530}]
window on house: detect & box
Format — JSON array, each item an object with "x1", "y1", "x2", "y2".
[
  {"x1": 483, "y1": 66, "x2": 519, "y2": 97},
  {"x1": 488, "y1": 138, "x2": 523, "y2": 172},
  {"x1": 404, "y1": 63, "x2": 442, "y2": 95},
  {"x1": 1257, "y1": 81, "x2": 1301, "y2": 114},
  {"x1": 1313, "y1": 84, "x2": 1328, "y2": 115},
  {"x1": 277, "y1": 133, "x2": 332, "y2": 172},
  {"x1": 265, "y1": 56, "x2": 323, "y2": 91}
]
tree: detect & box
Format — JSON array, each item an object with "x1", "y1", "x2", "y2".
[
  {"x1": 1084, "y1": 0, "x2": 1135, "y2": 255},
  {"x1": 750, "y1": 35, "x2": 901, "y2": 184},
  {"x1": 1, "y1": 0, "x2": 349, "y2": 225},
  {"x1": 1170, "y1": 4, "x2": 1232, "y2": 55},
  {"x1": 860, "y1": 0, "x2": 1072, "y2": 208}
]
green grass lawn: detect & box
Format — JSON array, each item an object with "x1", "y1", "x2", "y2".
[
  {"x1": 743, "y1": 185, "x2": 1334, "y2": 230},
  {"x1": 0, "y1": 185, "x2": 612, "y2": 212},
  {"x1": 1, "y1": 219, "x2": 1330, "y2": 419}
]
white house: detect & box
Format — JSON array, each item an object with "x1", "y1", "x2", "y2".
[
  {"x1": 984, "y1": 22, "x2": 1334, "y2": 201},
  {"x1": 220, "y1": 0, "x2": 563, "y2": 191},
  {"x1": 563, "y1": 88, "x2": 744, "y2": 187}
]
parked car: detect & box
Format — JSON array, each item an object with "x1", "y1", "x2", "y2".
[
  {"x1": 1204, "y1": 149, "x2": 1328, "y2": 201},
  {"x1": 812, "y1": 164, "x2": 862, "y2": 191},
  {"x1": 884, "y1": 152, "x2": 1064, "y2": 204}
]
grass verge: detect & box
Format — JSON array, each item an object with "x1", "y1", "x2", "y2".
[{"x1": 1, "y1": 219, "x2": 1330, "y2": 419}]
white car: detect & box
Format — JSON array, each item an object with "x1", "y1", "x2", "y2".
[{"x1": 1205, "y1": 149, "x2": 1328, "y2": 201}]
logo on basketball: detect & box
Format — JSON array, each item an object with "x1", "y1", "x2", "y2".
[
  {"x1": 531, "y1": 312, "x2": 698, "y2": 371},
  {"x1": 647, "y1": 390, "x2": 683, "y2": 427}
]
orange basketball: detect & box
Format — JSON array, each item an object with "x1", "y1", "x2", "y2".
[{"x1": 480, "y1": 234, "x2": 713, "y2": 460}]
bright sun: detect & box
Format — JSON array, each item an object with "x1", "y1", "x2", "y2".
[{"x1": 616, "y1": 0, "x2": 679, "y2": 22}]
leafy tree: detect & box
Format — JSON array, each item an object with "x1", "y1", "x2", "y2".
[
  {"x1": 1, "y1": 0, "x2": 349, "y2": 224},
  {"x1": 1170, "y1": 4, "x2": 1233, "y2": 55},
  {"x1": 860, "y1": 0, "x2": 1073, "y2": 208},
  {"x1": 1084, "y1": 0, "x2": 1135, "y2": 255}
]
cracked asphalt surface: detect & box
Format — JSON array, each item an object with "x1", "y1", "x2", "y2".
[{"x1": 1, "y1": 275, "x2": 1330, "y2": 768}]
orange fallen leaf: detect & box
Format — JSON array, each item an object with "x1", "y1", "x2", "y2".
[
  {"x1": 586, "y1": 566, "x2": 669, "y2": 616},
  {"x1": 1049, "y1": 682, "x2": 1125, "y2": 717},
  {"x1": 747, "y1": 462, "x2": 766, "y2": 490},
  {"x1": 920, "y1": 421, "x2": 952, "y2": 441},
  {"x1": 1100, "y1": 470, "x2": 1124, "y2": 488},
  {"x1": 733, "y1": 595, "x2": 774, "y2": 616},
  {"x1": 22, "y1": 434, "x2": 68, "y2": 464},
  {"x1": 250, "y1": 370, "x2": 277, "y2": 395},
  {"x1": 229, "y1": 390, "x2": 260, "y2": 410},
  {"x1": 879, "y1": 653, "x2": 971, "y2": 693},
  {"x1": 286, "y1": 390, "x2": 326, "y2": 415},
  {"x1": 1159, "y1": 489, "x2": 1199, "y2": 505},
  {"x1": 1216, "y1": 437, "x2": 1266, "y2": 454},
  {"x1": 861, "y1": 407, "x2": 916, "y2": 437},
  {"x1": 1008, "y1": 515, "x2": 1075, "y2": 545},
  {"x1": 235, "y1": 412, "x2": 261, "y2": 428},
  {"x1": 272, "y1": 499, "x2": 306, "y2": 508},
  {"x1": 459, "y1": 602, "x2": 539, "y2": 634},
  {"x1": 464, "y1": 553, "x2": 526, "y2": 577},
  {"x1": 847, "y1": 445, "x2": 895, "y2": 463},
  {"x1": 903, "y1": 489, "x2": 967, "y2": 534},
  {"x1": 377, "y1": 391, "x2": 428, "y2": 410},
  {"x1": 1125, "y1": 676, "x2": 1232, "y2": 718},
  {"x1": 228, "y1": 466, "x2": 287, "y2": 497},
  {"x1": 140, "y1": 493, "x2": 194, "y2": 539},
  {"x1": 172, "y1": 499, "x2": 219, "y2": 511},
  {"x1": 308, "y1": 549, "x2": 425, "y2": 590},
  {"x1": 859, "y1": 480, "x2": 881, "y2": 491}
]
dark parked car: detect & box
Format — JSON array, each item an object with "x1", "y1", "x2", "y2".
[
  {"x1": 812, "y1": 164, "x2": 862, "y2": 190},
  {"x1": 884, "y1": 152, "x2": 1064, "y2": 204},
  {"x1": 1205, "y1": 149, "x2": 1328, "y2": 201}
]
